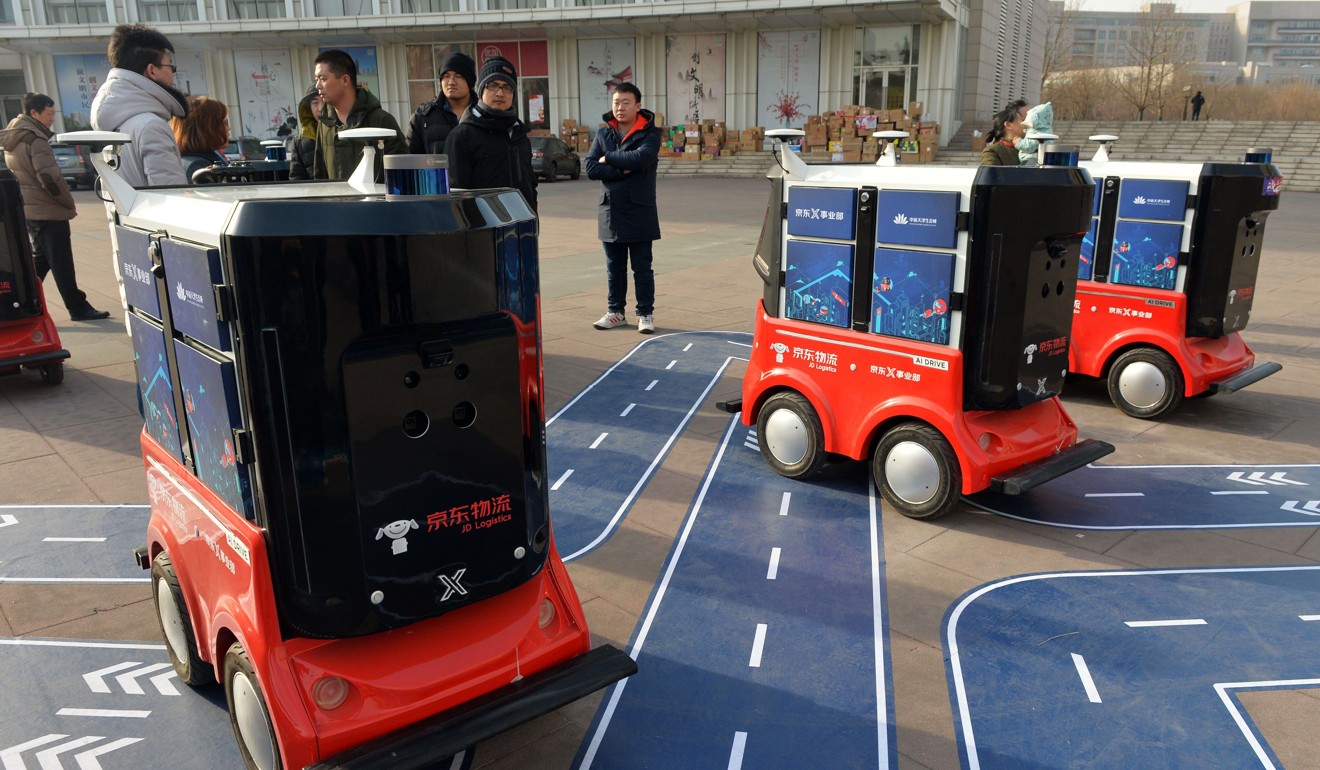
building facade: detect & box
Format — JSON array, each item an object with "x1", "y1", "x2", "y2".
[
  {"x1": 1049, "y1": 1, "x2": 1320, "y2": 88},
  {"x1": 0, "y1": 0, "x2": 1048, "y2": 144}
]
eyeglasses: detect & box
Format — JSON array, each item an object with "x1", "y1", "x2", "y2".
[
  {"x1": 157, "y1": 62, "x2": 177, "y2": 73},
  {"x1": 484, "y1": 82, "x2": 513, "y2": 95}
]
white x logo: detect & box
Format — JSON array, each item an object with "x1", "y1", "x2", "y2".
[{"x1": 438, "y1": 568, "x2": 468, "y2": 601}]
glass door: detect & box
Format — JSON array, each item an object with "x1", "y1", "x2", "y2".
[{"x1": 855, "y1": 67, "x2": 909, "y2": 111}]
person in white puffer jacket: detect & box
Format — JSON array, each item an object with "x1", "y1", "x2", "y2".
[{"x1": 91, "y1": 24, "x2": 189, "y2": 187}]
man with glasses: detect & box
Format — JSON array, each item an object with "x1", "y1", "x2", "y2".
[
  {"x1": 311, "y1": 48, "x2": 406, "y2": 181},
  {"x1": 444, "y1": 56, "x2": 537, "y2": 212},
  {"x1": 91, "y1": 24, "x2": 188, "y2": 187}
]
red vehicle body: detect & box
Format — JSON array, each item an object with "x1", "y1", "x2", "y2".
[
  {"x1": 141, "y1": 433, "x2": 600, "y2": 769},
  {"x1": 0, "y1": 170, "x2": 69, "y2": 385},
  {"x1": 727, "y1": 156, "x2": 1112, "y2": 519},
  {"x1": 1066, "y1": 157, "x2": 1282, "y2": 418}
]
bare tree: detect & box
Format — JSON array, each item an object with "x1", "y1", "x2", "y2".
[
  {"x1": 1042, "y1": 0, "x2": 1084, "y2": 91},
  {"x1": 1113, "y1": 3, "x2": 1197, "y2": 120}
]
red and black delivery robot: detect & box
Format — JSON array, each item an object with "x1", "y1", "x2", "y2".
[
  {"x1": 64, "y1": 130, "x2": 634, "y2": 770},
  {"x1": 721, "y1": 139, "x2": 1113, "y2": 519},
  {"x1": 1069, "y1": 141, "x2": 1283, "y2": 419},
  {"x1": 0, "y1": 169, "x2": 70, "y2": 385}
]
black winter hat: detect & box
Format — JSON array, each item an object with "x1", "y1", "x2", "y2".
[
  {"x1": 477, "y1": 56, "x2": 517, "y2": 95},
  {"x1": 438, "y1": 51, "x2": 476, "y2": 92}
]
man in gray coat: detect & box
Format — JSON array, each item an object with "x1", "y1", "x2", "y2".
[
  {"x1": 90, "y1": 24, "x2": 188, "y2": 187},
  {"x1": 0, "y1": 93, "x2": 109, "y2": 320}
]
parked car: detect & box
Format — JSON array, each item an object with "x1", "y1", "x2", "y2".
[
  {"x1": 223, "y1": 136, "x2": 264, "y2": 162},
  {"x1": 530, "y1": 136, "x2": 580, "y2": 182},
  {"x1": 52, "y1": 144, "x2": 96, "y2": 190}
]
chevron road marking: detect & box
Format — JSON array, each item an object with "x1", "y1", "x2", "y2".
[
  {"x1": 1227, "y1": 471, "x2": 1308, "y2": 486},
  {"x1": 0, "y1": 734, "x2": 142, "y2": 770},
  {"x1": 0, "y1": 515, "x2": 16, "y2": 528},
  {"x1": 1281, "y1": 501, "x2": 1320, "y2": 516},
  {"x1": 83, "y1": 662, "x2": 178, "y2": 696}
]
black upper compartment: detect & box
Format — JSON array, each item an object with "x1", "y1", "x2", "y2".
[
  {"x1": 222, "y1": 191, "x2": 546, "y2": 639},
  {"x1": 962, "y1": 167, "x2": 1095, "y2": 411}
]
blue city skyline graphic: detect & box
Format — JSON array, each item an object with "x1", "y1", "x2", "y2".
[
  {"x1": 130, "y1": 313, "x2": 182, "y2": 462},
  {"x1": 871, "y1": 248, "x2": 955, "y2": 345},
  {"x1": 785, "y1": 239, "x2": 853, "y2": 329},
  {"x1": 1108, "y1": 220, "x2": 1184, "y2": 291},
  {"x1": 175, "y1": 342, "x2": 253, "y2": 518}
]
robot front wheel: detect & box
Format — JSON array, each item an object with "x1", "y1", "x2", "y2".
[
  {"x1": 756, "y1": 391, "x2": 826, "y2": 479},
  {"x1": 151, "y1": 551, "x2": 214, "y2": 686},
  {"x1": 872, "y1": 423, "x2": 962, "y2": 520},
  {"x1": 225, "y1": 642, "x2": 282, "y2": 770},
  {"x1": 1107, "y1": 347, "x2": 1185, "y2": 420}
]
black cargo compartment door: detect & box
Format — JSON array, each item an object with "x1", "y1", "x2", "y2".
[{"x1": 342, "y1": 312, "x2": 538, "y2": 628}]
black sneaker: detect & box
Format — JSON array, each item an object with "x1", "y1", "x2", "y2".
[{"x1": 70, "y1": 306, "x2": 111, "y2": 321}]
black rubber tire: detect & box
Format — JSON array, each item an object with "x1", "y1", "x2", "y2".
[
  {"x1": 872, "y1": 422, "x2": 962, "y2": 520},
  {"x1": 225, "y1": 643, "x2": 282, "y2": 770},
  {"x1": 756, "y1": 391, "x2": 826, "y2": 480},
  {"x1": 1106, "y1": 347, "x2": 1184, "y2": 420},
  {"x1": 544, "y1": 161, "x2": 558, "y2": 182},
  {"x1": 151, "y1": 552, "x2": 213, "y2": 686},
  {"x1": 39, "y1": 363, "x2": 63, "y2": 386},
  {"x1": 569, "y1": 160, "x2": 581, "y2": 180}
]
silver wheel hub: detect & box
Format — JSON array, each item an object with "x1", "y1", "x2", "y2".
[
  {"x1": 1117, "y1": 361, "x2": 1167, "y2": 409},
  {"x1": 232, "y1": 670, "x2": 277, "y2": 770},
  {"x1": 155, "y1": 577, "x2": 189, "y2": 665},
  {"x1": 884, "y1": 441, "x2": 941, "y2": 505},
  {"x1": 763, "y1": 408, "x2": 809, "y2": 466}
]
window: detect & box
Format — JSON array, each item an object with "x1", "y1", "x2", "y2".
[
  {"x1": 45, "y1": 0, "x2": 109, "y2": 23},
  {"x1": 138, "y1": 0, "x2": 199, "y2": 21},
  {"x1": 400, "y1": 0, "x2": 461, "y2": 11},
  {"x1": 228, "y1": 0, "x2": 284, "y2": 18},
  {"x1": 314, "y1": 0, "x2": 373, "y2": 14}
]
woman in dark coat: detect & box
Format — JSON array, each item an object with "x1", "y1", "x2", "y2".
[
  {"x1": 584, "y1": 82, "x2": 661, "y2": 333},
  {"x1": 288, "y1": 85, "x2": 321, "y2": 180}
]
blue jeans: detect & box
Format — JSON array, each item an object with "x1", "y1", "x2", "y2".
[{"x1": 604, "y1": 240, "x2": 654, "y2": 316}]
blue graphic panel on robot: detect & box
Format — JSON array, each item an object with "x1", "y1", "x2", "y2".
[
  {"x1": 786, "y1": 186, "x2": 857, "y2": 241},
  {"x1": 875, "y1": 189, "x2": 959, "y2": 249},
  {"x1": 163, "y1": 239, "x2": 231, "y2": 352},
  {"x1": 1117, "y1": 178, "x2": 1190, "y2": 222},
  {"x1": 128, "y1": 312, "x2": 182, "y2": 462},
  {"x1": 116, "y1": 226, "x2": 161, "y2": 320},
  {"x1": 871, "y1": 248, "x2": 956, "y2": 345},
  {"x1": 1109, "y1": 220, "x2": 1183, "y2": 291},
  {"x1": 1079, "y1": 220, "x2": 1099, "y2": 280},
  {"x1": 174, "y1": 340, "x2": 253, "y2": 518},
  {"x1": 785, "y1": 240, "x2": 853, "y2": 329}
]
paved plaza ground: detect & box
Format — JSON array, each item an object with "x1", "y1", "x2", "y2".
[{"x1": 1, "y1": 176, "x2": 1318, "y2": 769}]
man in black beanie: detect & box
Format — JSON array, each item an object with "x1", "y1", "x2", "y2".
[
  {"x1": 408, "y1": 50, "x2": 475, "y2": 155},
  {"x1": 444, "y1": 55, "x2": 537, "y2": 212}
]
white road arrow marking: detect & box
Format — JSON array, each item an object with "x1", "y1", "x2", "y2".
[
  {"x1": 1227, "y1": 471, "x2": 1266, "y2": 485},
  {"x1": 1269, "y1": 472, "x2": 1307, "y2": 486},
  {"x1": 0, "y1": 514, "x2": 16, "y2": 528},
  {"x1": 115, "y1": 663, "x2": 173, "y2": 695},
  {"x1": 2, "y1": 734, "x2": 67, "y2": 770},
  {"x1": 1282, "y1": 501, "x2": 1320, "y2": 516},
  {"x1": 147, "y1": 669, "x2": 179, "y2": 696},
  {"x1": 82, "y1": 663, "x2": 140, "y2": 694},
  {"x1": 35, "y1": 736, "x2": 101, "y2": 770},
  {"x1": 72, "y1": 737, "x2": 141, "y2": 770}
]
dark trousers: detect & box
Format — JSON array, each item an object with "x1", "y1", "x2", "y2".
[
  {"x1": 603, "y1": 240, "x2": 654, "y2": 316},
  {"x1": 27, "y1": 220, "x2": 89, "y2": 313}
]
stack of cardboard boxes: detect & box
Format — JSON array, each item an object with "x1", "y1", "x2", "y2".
[
  {"x1": 559, "y1": 118, "x2": 594, "y2": 155},
  {"x1": 560, "y1": 108, "x2": 939, "y2": 164},
  {"x1": 799, "y1": 102, "x2": 939, "y2": 163},
  {"x1": 660, "y1": 121, "x2": 766, "y2": 161}
]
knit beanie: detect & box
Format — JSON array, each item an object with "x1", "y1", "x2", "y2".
[
  {"x1": 477, "y1": 56, "x2": 517, "y2": 95},
  {"x1": 438, "y1": 51, "x2": 476, "y2": 92}
]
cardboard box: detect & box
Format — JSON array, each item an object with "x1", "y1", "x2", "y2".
[{"x1": 908, "y1": 101, "x2": 923, "y2": 118}]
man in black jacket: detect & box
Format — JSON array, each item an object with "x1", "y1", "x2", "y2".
[
  {"x1": 584, "y1": 83, "x2": 661, "y2": 334},
  {"x1": 408, "y1": 51, "x2": 475, "y2": 155},
  {"x1": 444, "y1": 56, "x2": 537, "y2": 212}
]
